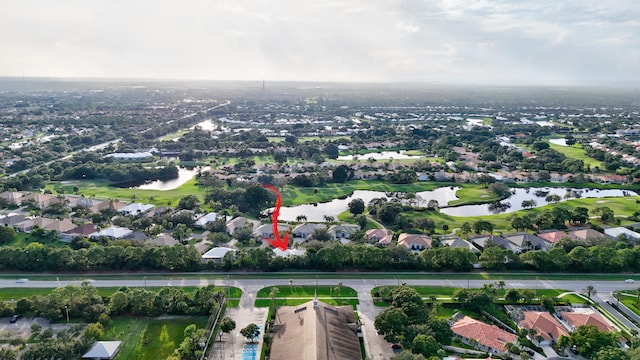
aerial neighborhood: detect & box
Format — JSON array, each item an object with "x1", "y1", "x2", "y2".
[{"x1": 0, "y1": 82, "x2": 639, "y2": 359}]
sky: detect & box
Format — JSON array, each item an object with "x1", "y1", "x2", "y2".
[{"x1": 1, "y1": 0, "x2": 639, "y2": 85}]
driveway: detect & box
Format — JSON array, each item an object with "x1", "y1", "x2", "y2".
[
  {"x1": 209, "y1": 281, "x2": 268, "y2": 360},
  {"x1": 356, "y1": 283, "x2": 396, "y2": 360}
]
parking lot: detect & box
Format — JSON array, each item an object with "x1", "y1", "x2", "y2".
[{"x1": 0, "y1": 317, "x2": 73, "y2": 340}]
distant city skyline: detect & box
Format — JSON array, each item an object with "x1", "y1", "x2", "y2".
[{"x1": 1, "y1": 0, "x2": 638, "y2": 85}]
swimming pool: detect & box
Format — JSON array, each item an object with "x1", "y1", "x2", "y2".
[
  {"x1": 239, "y1": 325, "x2": 262, "y2": 360},
  {"x1": 240, "y1": 344, "x2": 258, "y2": 360}
]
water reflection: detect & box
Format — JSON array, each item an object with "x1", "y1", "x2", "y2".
[
  {"x1": 276, "y1": 187, "x2": 460, "y2": 222},
  {"x1": 118, "y1": 167, "x2": 209, "y2": 191},
  {"x1": 440, "y1": 187, "x2": 636, "y2": 217}
]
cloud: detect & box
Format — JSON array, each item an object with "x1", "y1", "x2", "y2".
[
  {"x1": 0, "y1": 0, "x2": 638, "y2": 84},
  {"x1": 396, "y1": 22, "x2": 419, "y2": 34}
]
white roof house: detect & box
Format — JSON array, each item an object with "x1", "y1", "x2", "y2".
[
  {"x1": 119, "y1": 203, "x2": 155, "y2": 216},
  {"x1": 202, "y1": 247, "x2": 236, "y2": 261},
  {"x1": 273, "y1": 248, "x2": 306, "y2": 258},
  {"x1": 90, "y1": 226, "x2": 133, "y2": 239},
  {"x1": 105, "y1": 152, "x2": 153, "y2": 160},
  {"x1": 82, "y1": 341, "x2": 122, "y2": 359},
  {"x1": 194, "y1": 212, "x2": 229, "y2": 228},
  {"x1": 604, "y1": 227, "x2": 640, "y2": 240}
]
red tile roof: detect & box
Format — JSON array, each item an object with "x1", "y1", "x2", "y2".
[
  {"x1": 519, "y1": 312, "x2": 568, "y2": 341},
  {"x1": 451, "y1": 316, "x2": 517, "y2": 353},
  {"x1": 560, "y1": 312, "x2": 614, "y2": 332}
]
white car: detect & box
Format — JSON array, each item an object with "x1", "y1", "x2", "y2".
[
  {"x1": 625, "y1": 279, "x2": 635, "y2": 284},
  {"x1": 15, "y1": 279, "x2": 28, "y2": 283}
]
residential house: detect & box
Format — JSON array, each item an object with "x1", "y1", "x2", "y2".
[
  {"x1": 202, "y1": 247, "x2": 236, "y2": 262},
  {"x1": 537, "y1": 230, "x2": 570, "y2": 246},
  {"x1": 0, "y1": 191, "x2": 24, "y2": 206},
  {"x1": 42, "y1": 218, "x2": 76, "y2": 233},
  {"x1": 439, "y1": 236, "x2": 480, "y2": 254},
  {"x1": 253, "y1": 223, "x2": 290, "y2": 241},
  {"x1": 0, "y1": 214, "x2": 27, "y2": 228},
  {"x1": 291, "y1": 223, "x2": 326, "y2": 240},
  {"x1": 226, "y1": 217, "x2": 260, "y2": 235},
  {"x1": 469, "y1": 235, "x2": 520, "y2": 253},
  {"x1": 20, "y1": 193, "x2": 57, "y2": 209},
  {"x1": 569, "y1": 228, "x2": 608, "y2": 243},
  {"x1": 90, "y1": 226, "x2": 133, "y2": 240},
  {"x1": 558, "y1": 310, "x2": 615, "y2": 333},
  {"x1": 194, "y1": 212, "x2": 227, "y2": 228},
  {"x1": 270, "y1": 299, "x2": 362, "y2": 360},
  {"x1": 14, "y1": 217, "x2": 57, "y2": 233},
  {"x1": 364, "y1": 228, "x2": 393, "y2": 246},
  {"x1": 148, "y1": 233, "x2": 178, "y2": 247},
  {"x1": 519, "y1": 311, "x2": 569, "y2": 345},
  {"x1": 503, "y1": 233, "x2": 548, "y2": 251},
  {"x1": 328, "y1": 224, "x2": 359, "y2": 241},
  {"x1": 273, "y1": 248, "x2": 307, "y2": 258},
  {"x1": 397, "y1": 233, "x2": 432, "y2": 252},
  {"x1": 82, "y1": 341, "x2": 121, "y2": 360},
  {"x1": 604, "y1": 227, "x2": 640, "y2": 240},
  {"x1": 450, "y1": 315, "x2": 518, "y2": 355},
  {"x1": 66, "y1": 195, "x2": 104, "y2": 209},
  {"x1": 60, "y1": 223, "x2": 98, "y2": 243},
  {"x1": 119, "y1": 203, "x2": 155, "y2": 216}
]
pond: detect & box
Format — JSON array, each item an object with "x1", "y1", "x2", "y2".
[
  {"x1": 549, "y1": 138, "x2": 568, "y2": 146},
  {"x1": 113, "y1": 167, "x2": 208, "y2": 191},
  {"x1": 439, "y1": 187, "x2": 637, "y2": 217},
  {"x1": 337, "y1": 150, "x2": 422, "y2": 161},
  {"x1": 275, "y1": 188, "x2": 460, "y2": 222},
  {"x1": 275, "y1": 187, "x2": 637, "y2": 221}
]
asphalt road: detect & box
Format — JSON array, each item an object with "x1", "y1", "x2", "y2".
[
  {"x1": 3, "y1": 276, "x2": 637, "y2": 359},
  {"x1": 1, "y1": 277, "x2": 634, "y2": 293}
]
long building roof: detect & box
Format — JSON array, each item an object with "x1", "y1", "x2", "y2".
[{"x1": 270, "y1": 300, "x2": 361, "y2": 360}]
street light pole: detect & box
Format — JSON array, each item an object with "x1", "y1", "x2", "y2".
[
  {"x1": 144, "y1": 276, "x2": 147, "y2": 290},
  {"x1": 64, "y1": 305, "x2": 69, "y2": 323}
]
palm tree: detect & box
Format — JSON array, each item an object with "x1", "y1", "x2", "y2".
[
  {"x1": 583, "y1": 285, "x2": 596, "y2": 298},
  {"x1": 270, "y1": 287, "x2": 279, "y2": 319}
]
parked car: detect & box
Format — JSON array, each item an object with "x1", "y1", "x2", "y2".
[
  {"x1": 625, "y1": 279, "x2": 635, "y2": 284},
  {"x1": 9, "y1": 314, "x2": 21, "y2": 323}
]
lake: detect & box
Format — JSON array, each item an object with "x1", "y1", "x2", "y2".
[
  {"x1": 114, "y1": 167, "x2": 208, "y2": 191},
  {"x1": 275, "y1": 187, "x2": 460, "y2": 222},
  {"x1": 275, "y1": 186, "x2": 636, "y2": 221},
  {"x1": 439, "y1": 187, "x2": 636, "y2": 217}
]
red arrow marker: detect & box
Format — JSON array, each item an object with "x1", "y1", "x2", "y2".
[{"x1": 262, "y1": 184, "x2": 289, "y2": 251}]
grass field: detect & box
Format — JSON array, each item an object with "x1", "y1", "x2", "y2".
[
  {"x1": 548, "y1": 143, "x2": 604, "y2": 168},
  {"x1": 256, "y1": 285, "x2": 357, "y2": 298},
  {"x1": 46, "y1": 177, "x2": 206, "y2": 206},
  {"x1": 255, "y1": 285, "x2": 358, "y2": 307},
  {"x1": 104, "y1": 316, "x2": 208, "y2": 360}
]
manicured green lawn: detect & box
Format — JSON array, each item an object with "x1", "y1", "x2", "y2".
[
  {"x1": 46, "y1": 177, "x2": 206, "y2": 206},
  {"x1": 548, "y1": 143, "x2": 604, "y2": 168},
  {"x1": 255, "y1": 285, "x2": 358, "y2": 307},
  {"x1": 256, "y1": 285, "x2": 357, "y2": 298},
  {"x1": 104, "y1": 316, "x2": 208, "y2": 360}
]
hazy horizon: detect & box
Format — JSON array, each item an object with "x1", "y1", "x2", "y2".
[{"x1": 2, "y1": 1, "x2": 639, "y2": 85}]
